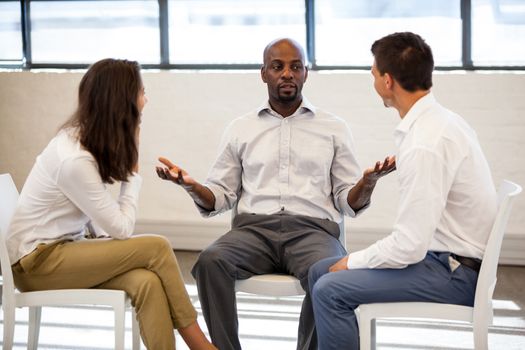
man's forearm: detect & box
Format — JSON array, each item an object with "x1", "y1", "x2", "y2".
[
  {"x1": 185, "y1": 183, "x2": 216, "y2": 211},
  {"x1": 347, "y1": 155, "x2": 395, "y2": 211},
  {"x1": 347, "y1": 177, "x2": 377, "y2": 212}
]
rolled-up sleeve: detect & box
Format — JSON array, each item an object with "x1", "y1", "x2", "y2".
[
  {"x1": 197, "y1": 124, "x2": 242, "y2": 217},
  {"x1": 332, "y1": 123, "x2": 363, "y2": 218}
]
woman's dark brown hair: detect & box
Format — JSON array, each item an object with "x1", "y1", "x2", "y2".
[{"x1": 62, "y1": 58, "x2": 142, "y2": 184}]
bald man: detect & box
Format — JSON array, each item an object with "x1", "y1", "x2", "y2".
[{"x1": 156, "y1": 38, "x2": 395, "y2": 350}]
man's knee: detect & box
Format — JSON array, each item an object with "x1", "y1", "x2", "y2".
[
  {"x1": 191, "y1": 245, "x2": 231, "y2": 279},
  {"x1": 308, "y1": 261, "x2": 323, "y2": 287},
  {"x1": 308, "y1": 256, "x2": 335, "y2": 288},
  {"x1": 311, "y1": 274, "x2": 335, "y2": 306}
]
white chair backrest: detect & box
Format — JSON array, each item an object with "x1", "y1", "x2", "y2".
[
  {"x1": 473, "y1": 180, "x2": 522, "y2": 318},
  {"x1": 0, "y1": 173, "x2": 20, "y2": 307}
]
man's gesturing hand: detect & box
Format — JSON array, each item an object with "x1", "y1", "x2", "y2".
[{"x1": 155, "y1": 157, "x2": 196, "y2": 189}]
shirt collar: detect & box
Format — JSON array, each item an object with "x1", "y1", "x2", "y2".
[
  {"x1": 257, "y1": 96, "x2": 316, "y2": 119},
  {"x1": 394, "y1": 92, "x2": 435, "y2": 142}
]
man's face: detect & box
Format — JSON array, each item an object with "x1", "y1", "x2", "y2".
[{"x1": 261, "y1": 42, "x2": 308, "y2": 104}]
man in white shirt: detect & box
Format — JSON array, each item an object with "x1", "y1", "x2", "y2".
[
  {"x1": 308, "y1": 32, "x2": 498, "y2": 350},
  {"x1": 156, "y1": 38, "x2": 395, "y2": 350}
]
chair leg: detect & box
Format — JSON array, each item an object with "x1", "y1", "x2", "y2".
[
  {"x1": 370, "y1": 319, "x2": 377, "y2": 350},
  {"x1": 358, "y1": 315, "x2": 372, "y2": 350},
  {"x1": 2, "y1": 303, "x2": 16, "y2": 350},
  {"x1": 114, "y1": 303, "x2": 126, "y2": 350},
  {"x1": 28, "y1": 306, "x2": 42, "y2": 350},
  {"x1": 473, "y1": 321, "x2": 489, "y2": 350},
  {"x1": 131, "y1": 307, "x2": 141, "y2": 350}
]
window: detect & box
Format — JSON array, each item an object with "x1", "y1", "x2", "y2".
[
  {"x1": 314, "y1": 0, "x2": 462, "y2": 67},
  {"x1": 31, "y1": 1, "x2": 160, "y2": 64},
  {"x1": 1, "y1": 0, "x2": 524, "y2": 70},
  {"x1": 472, "y1": 0, "x2": 525, "y2": 66},
  {"x1": 0, "y1": 1, "x2": 22, "y2": 63},
  {"x1": 168, "y1": 0, "x2": 305, "y2": 64}
]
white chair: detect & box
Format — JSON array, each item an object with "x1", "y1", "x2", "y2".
[
  {"x1": 355, "y1": 180, "x2": 522, "y2": 350},
  {"x1": 235, "y1": 217, "x2": 346, "y2": 296},
  {"x1": 0, "y1": 173, "x2": 141, "y2": 350}
]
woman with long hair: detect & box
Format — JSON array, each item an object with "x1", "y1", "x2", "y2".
[{"x1": 6, "y1": 58, "x2": 216, "y2": 350}]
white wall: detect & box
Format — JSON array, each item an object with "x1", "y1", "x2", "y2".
[{"x1": 1, "y1": 70, "x2": 524, "y2": 264}]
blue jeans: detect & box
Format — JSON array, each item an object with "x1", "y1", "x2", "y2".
[{"x1": 309, "y1": 252, "x2": 479, "y2": 350}]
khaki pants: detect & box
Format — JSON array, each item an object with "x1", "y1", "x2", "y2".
[{"x1": 12, "y1": 234, "x2": 197, "y2": 350}]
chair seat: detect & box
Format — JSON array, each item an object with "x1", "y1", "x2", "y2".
[
  {"x1": 356, "y1": 302, "x2": 474, "y2": 324},
  {"x1": 14, "y1": 288, "x2": 128, "y2": 308},
  {"x1": 236, "y1": 274, "x2": 305, "y2": 296}
]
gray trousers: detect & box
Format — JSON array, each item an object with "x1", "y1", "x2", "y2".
[{"x1": 191, "y1": 213, "x2": 347, "y2": 350}]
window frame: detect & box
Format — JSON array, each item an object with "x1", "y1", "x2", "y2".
[{"x1": 3, "y1": 0, "x2": 525, "y2": 71}]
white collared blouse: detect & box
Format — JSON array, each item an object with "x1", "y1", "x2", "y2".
[{"x1": 7, "y1": 129, "x2": 142, "y2": 264}]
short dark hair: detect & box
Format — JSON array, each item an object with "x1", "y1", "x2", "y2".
[
  {"x1": 371, "y1": 32, "x2": 434, "y2": 92},
  {"x1": 62, "y1": 58, "x2": 142, "y2": 184}
]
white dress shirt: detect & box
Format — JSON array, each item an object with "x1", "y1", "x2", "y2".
[
  {"x1": 198, "y1": 98, "x2": 363, "y2": 223},
  {"x1": 348, "y1": 93, "x2": 497, "y2": 269},
  {"x1": 6, "y1": 129, "x2": 142, "y2": 264}
]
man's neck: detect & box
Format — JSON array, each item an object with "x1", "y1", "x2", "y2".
[
  {"x1": 269, "y1": 98, "x2": 302, "y2": 118},
  {"x1": 397, "y1": 90, "x2": 430, "y2": 119}
]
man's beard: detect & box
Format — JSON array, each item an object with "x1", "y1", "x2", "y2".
[{"x1": 278, "y1": 91, "x2": 298, "y2": 102}]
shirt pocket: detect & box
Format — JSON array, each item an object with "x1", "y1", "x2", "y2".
[{"x1": 292, "y1": 137, "x2": 334, "y2": 178}]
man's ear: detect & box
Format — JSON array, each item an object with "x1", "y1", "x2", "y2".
[
  {"x1": 384, "y1": 73, "x2": 393, "y2": 89},
  {"x1": 304, "y1": 65, "x2": 309, "y2": 82},
  {"x1": 261, "y1": 65, "x2": 267, "y2": 83}
]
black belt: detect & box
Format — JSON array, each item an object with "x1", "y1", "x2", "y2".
[{"x1": 451, "y1": 253, "x2": 482, "y2": 273}]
